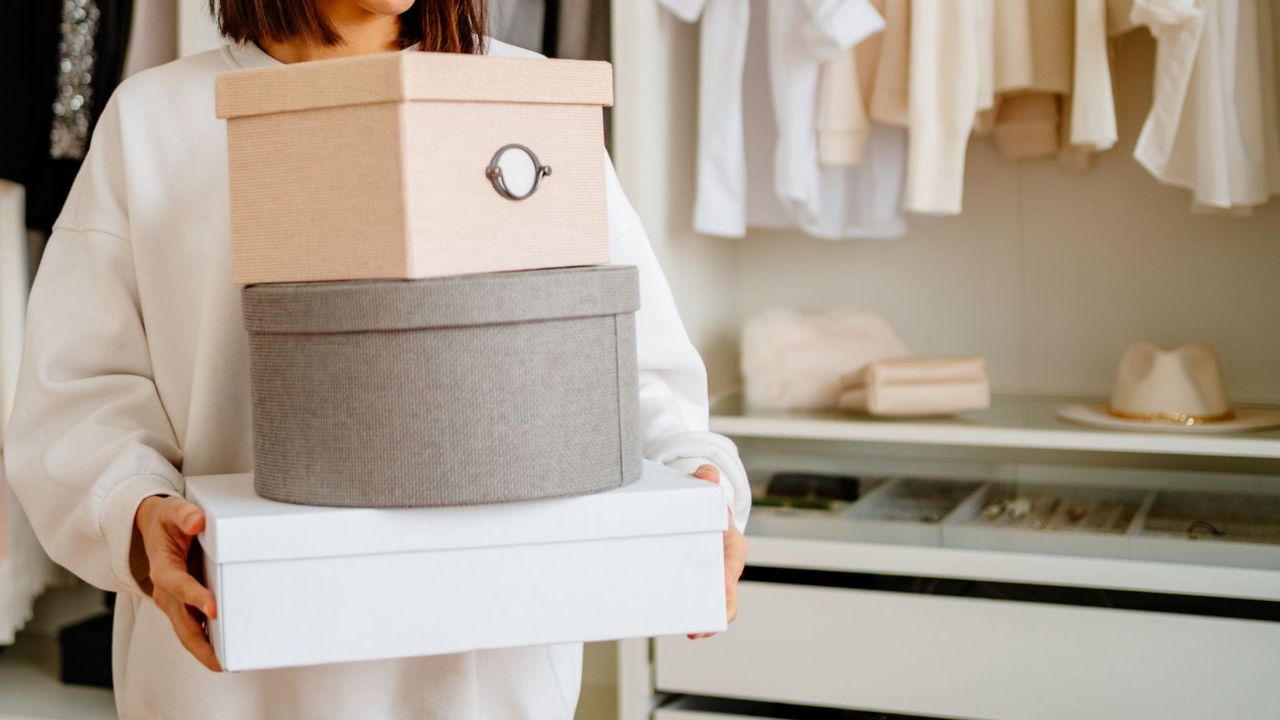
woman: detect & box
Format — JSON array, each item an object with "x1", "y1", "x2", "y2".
[{"x1": 4, "y1": 1, "x2": 750, "y2": 717}]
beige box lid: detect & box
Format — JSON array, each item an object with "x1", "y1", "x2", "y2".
[{"x1": 215, "y1": 50, "x2": 614, "y2": 119}]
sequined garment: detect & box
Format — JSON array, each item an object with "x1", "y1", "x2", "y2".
[{"x1": 50, "y1": 0, "x2": 101, "y2": 160}]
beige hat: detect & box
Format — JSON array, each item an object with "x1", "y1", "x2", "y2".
[{"x1": 1058, "y1": 342, "x2": 1280, "y2": 433}]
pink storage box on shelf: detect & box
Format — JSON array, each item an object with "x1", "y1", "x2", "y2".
[{"x1": 215, "y1": 51, "x2": 614, "y2": 284}]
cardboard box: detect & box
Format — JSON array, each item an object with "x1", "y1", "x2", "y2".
[
  {"x1": 215, "y1": 52, "x2": 614, "y2": 284},
  {"x1": 188, "y1": 461, "x2": 726, "y2": 671}
]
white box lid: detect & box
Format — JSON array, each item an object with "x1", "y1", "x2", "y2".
[{"x1": 189, "y1": 461, "x2": 725, "y2": 564}]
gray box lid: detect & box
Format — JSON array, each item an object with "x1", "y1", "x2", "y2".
[{"x1": 242, "y1": 264, "x2": 638, "y2": 335}]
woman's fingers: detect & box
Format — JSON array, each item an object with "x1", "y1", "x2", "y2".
[
  {"x1": 148, "y1": 528, "x2": 216, "y2": 617},
  {"x1": 152, "y1": 563, "x2": 216, "y2": 618},
  {"x1": 687, "y1": 463, "x2": 749, "y2": 638},
  {"x1": 143, "y1": 498, "x2": 217, "y2": 616},
  {"x1": 173, "y1": 501, "x2": 205, "y2": 536},
  {"x1": 724, "y1": 529, "x2": 747, "y2": 624},
  {"x1": 155, "y1": 587, "x2": 222, "y2": 672},
  {"x1": 137, "y1": 496, "x2": 220, "y2": 670},
  {"x1": 692, "y1": 465, "x2": 720, "y2": 484}
]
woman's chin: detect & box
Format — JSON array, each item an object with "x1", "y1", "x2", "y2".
[{"x1": 358, "y1": 0, "x2": 417, "y2": 17}]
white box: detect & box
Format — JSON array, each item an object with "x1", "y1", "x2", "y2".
[{"x1": 188, "y1": 461, "x2": 726, "y2": 672}]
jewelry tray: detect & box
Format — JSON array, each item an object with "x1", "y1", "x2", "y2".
[
  {"x1": 746, "y1": 476, "x2": 886, "y2": 542},
  {"x1": 839, "y1": 478, "x2": 986, "y2": 546},
  {"x1": 1129, "y1": 490, "x2": 1280, "y2": 570},
  {"x1": 743, "y1": 473, "x2": 1280, "y2": 569},
  {"x1": 941, "y1": 483, "x2": 1149, "y2": 559}
]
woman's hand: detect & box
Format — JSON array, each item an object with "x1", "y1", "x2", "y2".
[
  {"x1": 688, "y1": 464, "x2": 749, "y2": 639},
  {"x1": 134, "y1": 495, "x2": 222, "y2": 671}
]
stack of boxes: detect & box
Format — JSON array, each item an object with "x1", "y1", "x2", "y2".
[
  {"x1": 189, "y1": 51, "x2": 726, "y2": 672},
  {"x1": 216, "y1": 51, "x2": 641, "y2": 507}
]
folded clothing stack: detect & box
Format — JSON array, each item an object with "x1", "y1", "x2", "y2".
[
  {"x1": 839, "y1": 356, "x2": 991, "y2": 417},
  {"x1": 217, "y1": 51, "x2": 640, "y2": 507}
]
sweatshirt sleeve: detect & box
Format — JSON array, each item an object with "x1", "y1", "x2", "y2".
[
  {"x1": 604, "y1": 156, "x2": 751, "y2": 532},
  {"x1": 3, "y1": 99, "x2": 183, "y2": 598}
]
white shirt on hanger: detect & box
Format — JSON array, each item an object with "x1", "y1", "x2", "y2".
[
  {"x1": 658, "y1": 0, "x2": 754, "y2": 237},
  {"x1": 662, "y1": 0, "x2": 906, "y2": 240},
  {"x1": 1071, "y1": 0, "x2": 1119, "y2": 153},
  {"x1": 1131, "y1": 0, "x2": 1280, "y2": 210},
  {"x1": 768, "y1": 0, "x2": 906, "y2": 240}
]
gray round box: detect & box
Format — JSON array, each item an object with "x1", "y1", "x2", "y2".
[{"x1": 242, "y1": 265, "x2": 641, "y2": 507}]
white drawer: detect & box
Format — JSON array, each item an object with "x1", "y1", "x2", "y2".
[{"x1": 655, "y1": 581, "x2": 1280, "y2": 720}]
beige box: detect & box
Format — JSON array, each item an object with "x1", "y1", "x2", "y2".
[{"x1": 215, "y1": 51, "x2": 613, "y2": 284}]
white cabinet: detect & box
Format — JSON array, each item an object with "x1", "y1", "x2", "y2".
[
  {"x1": 655, "y1": 582, "x2": 1280, "y2": 720},
  {"x1": 608, "y1": 3, "x2": 1280, "y2": 720}
]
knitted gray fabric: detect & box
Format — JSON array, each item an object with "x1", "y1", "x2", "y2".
[{"x1": 242, "y1": 265, "x2": 642, "y2": 507}]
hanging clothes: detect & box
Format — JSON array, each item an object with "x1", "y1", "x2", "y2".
[
  {"x1": 1070, "y1": 0, "x2": 1119, "y2": 154},
  {"x1": 816, "y1": 23, "x2": 880, "y2": 168},
  {"x1": 816, "y1": 0, "x2": 892, "y2": 170},
  {"x1": 1131, "y1": 0, "x2": 1280, "y2": 210},
  {"x1": 769, "y1": 0, "x2": 886, "y2": 206},
  {"x1": 769, "y1": 1, "x2": 906, "y2": 239},
  {"x1": 0, "y1": 0, "x2": 133, "y2": 235},
  {"x1": 985, "y1": 0, "x2": 1073, "y2": 161},
  {"x1": 657, "y1": 0, "x2": 752, "y2": 236},
  {"x1": 488, "y1": 0, "x2": 546, "y2": 54},
  {"x1": 0, "y1": 181, "x2": 61, "y2": 646},
  {"x1": 868, "y1": 0, "x2": 908, "y2": 126},
  {"x1": 662, "y1": 0, "x2": 906, "y2": 240},
  {"x1": 554, "y1": 0, "x2": 609, "y2": 59},
  {"x1": 906, "y1": 0, "x2": 986, "y2": 215},
  {"x1": 866, "y1": 0, "x2": 988, "y2": 215}
]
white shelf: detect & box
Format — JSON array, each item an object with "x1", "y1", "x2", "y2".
[
  {"x1": 746, "y1": 534, "x2": 1280, "y2": 602},
  {"x1": 0, "y1": 633, "x2": 115, "y2": 720},
  {"x1": 711, "y1": 392, "x2": 1280, "y2": 461}
]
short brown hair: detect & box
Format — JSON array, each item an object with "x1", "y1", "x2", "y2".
[{"x1": 211, "y1": 0, "x2": 487, "y2": 54}]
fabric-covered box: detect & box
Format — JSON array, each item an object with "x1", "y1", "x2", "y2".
[
  {"x1": 241, "y1": 264, "x2": 641, "y2": 507},
  {"x1": 187, "y1": 462, "x2": 728, "y2": 672},
  {"x1": 215, "y1": 51, "x2": 613, "y2": 284}
]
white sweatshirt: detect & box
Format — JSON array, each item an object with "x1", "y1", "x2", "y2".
[{"x1": 4, "y1": 39, "x2": 748, "y2": 720}]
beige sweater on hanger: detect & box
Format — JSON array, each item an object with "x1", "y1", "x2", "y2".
[{"x1": 865, "y1": 0, "x2": 985, "y2": 215}]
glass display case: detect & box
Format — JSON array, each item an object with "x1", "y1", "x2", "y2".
[
  {"x1": 750, "y1": 473, "x2": 1280, "y2": 570},
  {"x1": 724, "y1": 391, "x2": 1280, "y2": 594}
]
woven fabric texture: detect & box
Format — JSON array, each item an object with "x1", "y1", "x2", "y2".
[
  {"x1": 220, "y1": 51, "x2": 613, "y2": 285},
  {"x1": 216, "y1": 51, "x2": 614, "y2": 120},
  {"x1": 243, "y1": 265, "x2": 641, "y2": 507}
]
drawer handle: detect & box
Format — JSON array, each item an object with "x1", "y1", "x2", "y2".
[{"x1": 486, "y1": 144, "x2": 552, "y2": 201}]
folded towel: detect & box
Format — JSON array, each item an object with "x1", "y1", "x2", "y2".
[{"x1": 839, "y1": 356, "x2": 990, "y2": 417}]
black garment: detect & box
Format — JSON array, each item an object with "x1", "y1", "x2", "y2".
[
  {"x1": 540, "y1": 0, "x2": 559, "y2": 57},
  {"x1": 0, "y1": 0, "x2": 133, "y2": 235}
]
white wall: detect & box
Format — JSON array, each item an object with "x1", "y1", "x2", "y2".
[{"x1": 617, "y1": 24, "x2": 1280, "y2": 404}]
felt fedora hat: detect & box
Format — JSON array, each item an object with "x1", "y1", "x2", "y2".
[{"x1": 1058, "y1": 342, "x2": 1280, "y2": 433}]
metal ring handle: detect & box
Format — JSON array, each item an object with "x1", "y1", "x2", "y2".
[{"x1": 486, "y1": 144, "x2": 552, "y2": 201}]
